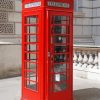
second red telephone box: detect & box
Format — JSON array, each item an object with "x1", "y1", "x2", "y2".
[{"x1": 21, "y1": 0, "x2": 73, "y2": 100}]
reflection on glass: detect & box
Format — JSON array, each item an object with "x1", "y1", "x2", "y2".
[
  {"x1": 27, "y1": 53, "x2": 36, "y2": 61},
  {"x1": 54, "y1": 46, "x2": 66, "y2": 53},
  {"x1": 27, "y1": 26, "x2": 37, "y2": 34},
  {"x1": 54, "y1": 82, "x2": 66, "y2": 92},
  {"x1": 26, "y1": 44, "x2": 37, "y2": 52},
  {"x1": 52, "y1": 16, "x2": 67, "y2": 24},
  {"x1": 54, "y1": 64, "x2": 66, "y2": 73},
  {"x1": 27, "y1": 72, "x2": 36, "y2": 81},
  {"x1": 26, "y1": 62, "x2": 36, "y2": 72},
  {"x1": 26, "y1": 16, "x2": 37, "y2": 24},
  {"x1": 54, "y1": 54, "x2": 66, "y2": 62},
  {"x1": 54, "y1": 73, "x2": 66, "y2": 82},
  {"x1": 53, "y1": 26, "x2": 66, "y2": 34},
  {"x1": 25, "y1": 16, "x2": 38, "y2": 91},
  {"x1": 54, "y1": 36, "x2": 66, "y2": 43},
  {"x1": 27, "y1": 35, "x2": 37, "y2": 42},
  {"x1": 51, "y1": 15, "x2": 70, "y2": 92},
  {"x1": 26, "y1": 81, "x2": 37, "y2": 90}
]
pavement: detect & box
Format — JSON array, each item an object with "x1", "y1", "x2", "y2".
[
  {"x1": 74, "y1": 77, "x2": 100, "y2": 100},
  {"x1": 0, "y1": 77, "x2": 100, "y2": 100},
  {"x1": 0, "y1": 77, "x2": 21, "y2": 100}
]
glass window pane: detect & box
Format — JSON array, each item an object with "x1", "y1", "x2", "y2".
[
  {"x1": 54, "y1": 82, "x2": 66, "y2": 92},
  {"x1": 27, "y1": 35, "x2": 37, "y2": 42},
  {"x1": 27, "y1": 72, "x2": 36, "y2": 81},
  {"x1": 52, "y1": 26, "x2": 66, "y2": 34},
  {"x1": 27, "y1": 53, "x2": 37, "y2": 61},
  {"x1": 54, "y1": 36, "x2": 66, "y2": 43},
  {"x1": 54, "y1": 64, "x2": 66, "y2": 73},
  {"x1": 26, "y1": 62, "x2": 36, "y2": 72},
  {"x1": 24, "y1": 16, "x2": 38, "y2": 91},
  {"x1": 27, "y1": 26, "x2": 37, "y2": 34},
  {"x1": 54, "y1": 54, "x2": 66, "y2": 63},
  {"x1": 50, "y1": 15, "x2": 70, "y2": 92},
  {"x1": 26, "y1": 81, "x2": 37, "y2": 90},
  {"x1": 54, "y1": 46, "x2": 67, "y2": 53},
  {"x1": 26, "y1": 44, "x2": 37, "y2": 52},
  {"x1": 26, "y1": 16, "x2": 37, "y2": 24},
  {"x1": 54, "y1": 54, "x2": 70, "y2": 63},
  {"x1": 52, "y1": 16, "x2": 67, "y2": 24},
  {"x1": 54, "y1": 73, "x2": 66, "y2": 82}
]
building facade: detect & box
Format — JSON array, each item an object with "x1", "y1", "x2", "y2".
[
  {"x1": 0, "y1": 0, "x2": 22, "y2": 78},
  {"x1": 74, "y1": 0, "x2": 100, "y2": 81},
  {"x1": 0, "y1": 0, "x2": 100, "y2": 78},
  {"x1": 74, "y1": 0, "x2": 100, "y2": 45}
]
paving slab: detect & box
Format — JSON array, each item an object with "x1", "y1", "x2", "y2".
[
  {"x1": 0, "y1": 77, "x2": 100, "y2": 100},
  {"x1": 74, "y1": 88, "x2": 100, "y2": 100},
  {"x1": 0, "y1": 77, "x2": 21, "y2": 100}
]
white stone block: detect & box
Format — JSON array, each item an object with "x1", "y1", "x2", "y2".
[
  {"x1": 93, "y1": 0, "x2": 100, "y2": 8},
  {"x1": 81, "y1": 9, "x2": 92, "y2": 17},
  {"x1": 82, "y1": 26, "x2": 92, "y2": 36},
  {"x1": 0, "y1": 45, "x2": 21, "y2": 70},
  {"x1": 75, "y1": 18, "x2": 83, "y2": 25},
  {"x1": 15, "y1": 1, "x2": 22, "y2": 12},
  {"x1": 93, "y1": 36, "x2": 100, "y2": 45},
  {"x1": 93, "y1": 18, "x2": 100, "y2": 25},
  {"x1": 8, "y1": 13, "x2": 14, "y2": 22},
  {"x1": 97, "y1": 8, "x2": 100, "y2": 17},
  {"x1": 0, "y1": 37, "x2": 21, "y2": 44},
  {"x1": 8, "y1": 12, "x2": 21, "y2": 22},
  {"x1": 96, "y1": 26, "x2": 100, "y2": 35},
  {"x1": 15, "y1": 23, "x2": 22, "y2": 35},
  {"x1": 93, "y1": 26, "x2": 97, "y2": 36},
  {"x1": 98, "y1": 52, "x2": 100, "y2": 69},
  {"x1": 83, "y1": 18, "x2": 92, "y2": 25},
  {"x1": 14, "y1": 13, "x2": 22, "y2": 22},
  {"x1": 80, "y1": 0, "x2": 92, "y2": 8},
  {"x1": 74, "y1": 25, "x2": 83, "y2": 36},
  {"x1": 93, "y1": 9, "x2": 97, "y2": 17}
]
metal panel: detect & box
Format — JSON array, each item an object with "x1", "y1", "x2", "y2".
[
  {"x1": 46, "y1": 11, "x2": 73, "y2": 100},
  {"x1": 22, "y1": 0, "x2": 73, "y2": 100}
]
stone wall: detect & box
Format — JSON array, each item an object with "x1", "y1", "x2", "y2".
[
  {"x1": 0, "y1": 44, "x2": 21, "y2": 78},
  {"x1": 0, "y1": 0, "x2": 22, "y2": 43},
  {"x1": 0, "y1": 0, "x2": 22, "y2": 78},
  {"x1": 74, "y1": 0, "x2": 94, "y2": 45},
  {"x1": 0, "y1": 0, "x2": 100, "y2": 78},
  {"x1": 74, "y1": 0, "x2": 100, "y2": 46},
  {"x1": 73, "y1": 45, "x2": 100, "y2": 81},
  {"x1": 92, "y1": 0, "x2": 100, "y2": 45}
]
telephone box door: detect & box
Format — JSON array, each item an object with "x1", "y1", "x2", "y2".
[
  {"x1": 22, "y1": 10, "x2": 44, "y2": 100},
  {"x1": 46, "y1": 11, "x2": 73, "y2": 100}
]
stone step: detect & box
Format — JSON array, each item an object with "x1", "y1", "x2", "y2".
[{"x1": 74, "y1": 37, "x2": 94, "y2": 45}]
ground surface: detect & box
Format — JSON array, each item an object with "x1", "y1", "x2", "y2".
[
  {"x1": 0, "y1": 77, "x2": 100, "y2": 100},
  {"x1": 74, "y1": 77, "x2": 100, "y2": 100}
]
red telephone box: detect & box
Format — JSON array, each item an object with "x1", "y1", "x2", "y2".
[{"x1": 21, "y1": 0, "x2": 73, "y2": 100}]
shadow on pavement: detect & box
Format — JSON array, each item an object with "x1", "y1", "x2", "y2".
[{"x1": 74, "y1": 88, "x2": 100, "y2": 100}]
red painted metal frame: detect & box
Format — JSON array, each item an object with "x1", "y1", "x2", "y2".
[
  {"x1": 22, "y1": 0, "x2": 73, "y2": 100},
  {"x1": 45, "y1": 11, "x2": 73, "y2": 100}
]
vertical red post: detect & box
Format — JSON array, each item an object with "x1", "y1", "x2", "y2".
[{"x1": 21, "y1": 0, "x2": 73, "y2": 100}]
